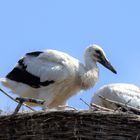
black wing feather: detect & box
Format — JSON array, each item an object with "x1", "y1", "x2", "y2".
[
  {"x1": 6, "y1": 57, "x2": 55, "y2": 88},
  {"x1": 26, "y1": 51, "x2": 43, "y2": 57}
]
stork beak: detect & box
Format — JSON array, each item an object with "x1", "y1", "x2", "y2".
[{"x1": 99, "y1": 57, "x2": 117, "y2": 74}]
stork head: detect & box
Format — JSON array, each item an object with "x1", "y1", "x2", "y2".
[{"x1": 86, "y1": 44, "x2": 117, "y2": 74}]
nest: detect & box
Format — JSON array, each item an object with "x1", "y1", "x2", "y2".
[{"x1": 0, "y1": 111, "x2": 140, "y2": 140}]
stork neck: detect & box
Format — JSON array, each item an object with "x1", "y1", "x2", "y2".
[
  {"x1": 79, "y1": 55, "x2": 99, "y2": 89},
  {"x1": 85, "y1": 55, "x2": 97, "y2": 70}
]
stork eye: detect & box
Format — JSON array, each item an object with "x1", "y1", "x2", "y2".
[{"x1": 95, "y1": 50, "x2": 101, "y2": 55}]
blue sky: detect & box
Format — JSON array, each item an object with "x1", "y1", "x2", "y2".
[{"x1": 0, "y1": 0, "x2": 140, "y2": 111}]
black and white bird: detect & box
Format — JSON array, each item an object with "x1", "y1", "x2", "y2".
[
  {"x1": 91, "y1": 83, "x2": 140, "y2": 109},
  {"x1": 1, "y1": 44, "x2": 117, "y2": 109}
]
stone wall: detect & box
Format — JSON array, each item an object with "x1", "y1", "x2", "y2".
[{"x1": 0, "y1": 111, "x2": 140, "y2": 140}]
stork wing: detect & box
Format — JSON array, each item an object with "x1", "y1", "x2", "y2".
[{"x1": 6, "y1": 50, "x2": 72, "y2": 88}]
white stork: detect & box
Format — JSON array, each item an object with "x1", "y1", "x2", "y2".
[
  {"x1": 1, "y1": 44, "x2": 117, "y2": 109},
  {"x1": 91, "y1": 83, "x2": 140, "y2": 109}
]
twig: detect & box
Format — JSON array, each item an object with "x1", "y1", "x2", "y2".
[
  {"x1": 80, "y1": 97, "x2": 108, "y2": 111},
  {"x1": 79, "y1": 98, "x2": 111, "y2": 111},
  {"x1": 14, "y1": 97, "x2": 44, "y2": 115},
  {"x1": 98, "y1": 95, "x2": 140, "y2": 115},
  {"x1": 13, "y1": 100, "x2": 24, "y2": 115},
  {"x1": 16, "y1": 97, "x2": 45, "y2": 105},
  {"x1": 90, "y1": 103, "x2": 114, "y2": 112},
  {"x1": 80, "y1": 98, "x2": 91, "y2": 108},
  {"x1": 57, "y1": 105, "x2": 78, "y2": 111},
  {"x1": 115, "y1": 99, "x2": 132, "y2": 112},
  {"x1": 0, "y1": 88, "x2": 16, "y2": 102},
  {"x1": 12, "y1": 97, "x2": 45, "y2": 115},
  {"x1": 125, "y1": 99, "x2": 132, "y2": 106},
  {"x1": 0, "y1": 88, "x2": 35, "y2": 112}
]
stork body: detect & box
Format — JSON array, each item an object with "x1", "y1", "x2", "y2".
[
  {"x1": 91, "y1": 83, "x2": 140, "y2": 109},
  {"x1": 1, "y1": 44, "x2": 116, "y2": 109}
]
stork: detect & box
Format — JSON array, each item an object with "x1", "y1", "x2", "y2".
[
  {"x1": 91, "y1": 83, "x2": 140, "y2": 109},
  {"x1": 1, "y1": 44, "x2": 117, "y2": 110}
]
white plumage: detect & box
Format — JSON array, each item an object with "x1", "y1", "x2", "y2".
[
  {"x1": 1, "y1": 44, "x2": 116, "y2": 109},
  {"x1": 91, "y1": 83, "x2": 140, "y2": 109}
]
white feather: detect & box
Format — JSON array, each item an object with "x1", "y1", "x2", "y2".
[
  {"x1": 1, "y1": 44, "x2": 116, "y2": 109},
  {"x1": 91, "y1": 83, "x2": 140, "y2": 109}
]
